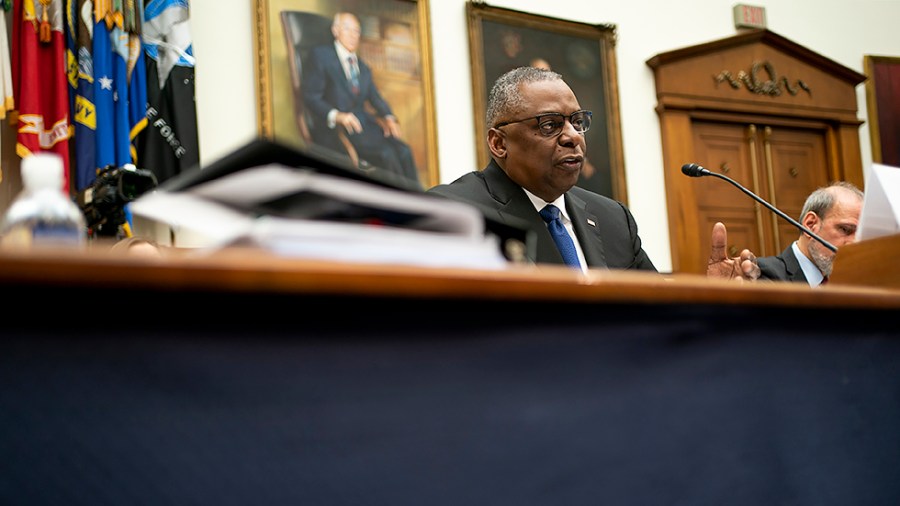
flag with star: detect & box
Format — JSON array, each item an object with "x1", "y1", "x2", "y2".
[
  {"x1": 135, "y1": 0, "x2": 199, "y2": 184},
  {"x1": 12, "y1": 0, "x2": 73, "y2": 185},
  {"x1": 92, "y1": 6, "x2": 116, "y2": 172},
  {"x1": 70, "y1": 0, "x2": 147, "y2": 190}
]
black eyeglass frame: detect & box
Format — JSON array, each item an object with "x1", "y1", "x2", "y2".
[{"x1": 493, "y1": 110, "x2": 593, "y2": 137}]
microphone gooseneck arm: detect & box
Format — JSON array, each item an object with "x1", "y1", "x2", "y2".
[{"x1": 680, "y1": 163, "x2": 837, "y2": 253}]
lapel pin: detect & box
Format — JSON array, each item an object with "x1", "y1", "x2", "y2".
[{"x1": 587, "y1": 219, "x2": 596, "y2": 227}]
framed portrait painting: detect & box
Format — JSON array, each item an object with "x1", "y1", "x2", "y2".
[
  {"x1": 466, "y1": 3, "x2": 627, "y2": 202},
  {"x1": 864, "y1": 55, "x2": 900, "y2": 167},
  {"x1": 253, "y1": 0, "x2": 438, "y2": 187}
]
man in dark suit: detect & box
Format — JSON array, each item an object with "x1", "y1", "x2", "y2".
[
  {"x1": 758, "y1": 182, "x2": 863, "y2": 286},
  {"x1": 428, "y1": 66, "x2": 656, "y2": 271},
  {"x1": 707, "y1": 182, "x2": 863, "y2": 285},
  {"x1": 302, "y1": 12, "x2": 420, "y2": 185}
]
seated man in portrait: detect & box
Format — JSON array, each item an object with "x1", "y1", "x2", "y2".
[{"x1": 301, "y1": 11, "x2": 420, "y2": 186}]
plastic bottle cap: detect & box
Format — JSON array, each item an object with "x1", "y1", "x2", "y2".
[{"x1": 22, "y1": 153, "x2": 65, "y2": 191}]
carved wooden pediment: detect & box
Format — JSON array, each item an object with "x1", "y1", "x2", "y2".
[{"x1": 646, "y1": 29, "x2": 865, "y2": 120}]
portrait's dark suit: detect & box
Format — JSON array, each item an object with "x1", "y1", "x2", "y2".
[
  {"x1": 302, "y1": 44, "x2": 419, "y2": 184},
  {"x1": 428, "y1": 160, "x2": 657, "y2": 271},
  {"x1": 758, "y1": 245, "x2": 808, "y2": 283}
]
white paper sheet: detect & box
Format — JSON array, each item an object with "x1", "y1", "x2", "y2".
[{"x1": 858, "y1": 163, "x2": 900, "y2": 241}]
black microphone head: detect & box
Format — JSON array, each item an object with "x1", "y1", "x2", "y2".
[{"x1": 681, "y1": 163, "x2": 709, "y2": 177}]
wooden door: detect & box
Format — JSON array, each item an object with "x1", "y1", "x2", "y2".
[
  {"x1": 691, "y1": 120, "x2": 829, "y2": 263},
  {"x1": 647, "y1": 29, "x2": 866, "y2": 274},
  {"x1": 764, "y1": 125, "x2": 829, "y2": 252}
]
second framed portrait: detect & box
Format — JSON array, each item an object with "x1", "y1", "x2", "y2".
[
  {"x1": 253, "y1": 0, "x2": 438, "y2": 187},
  {"x1": 466, "y1": 3, "x2": 626, "y2": 202}
]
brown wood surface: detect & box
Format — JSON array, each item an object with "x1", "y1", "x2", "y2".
[
  {"x1": 1, "y1": 246, "x2": 898, "y2": 310},
  {"x1": 829, "y1": 233, "x2": 900, "y2": 289}
]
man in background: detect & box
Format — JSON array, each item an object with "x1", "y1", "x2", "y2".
[
  {"x1": 708, "y1": 181, "x2": 864, "y2": 286},
  {"x1": 302, "y1": 12, "x2": 420, "y2": 185}
]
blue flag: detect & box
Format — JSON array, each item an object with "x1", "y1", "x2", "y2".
[
  {"x1": 67, "y1": 0, "x2": 98, "y2": 190},
  {"x1": 110, "y1": 26, "x2": 131, "y2": 168},
  {"x1": 128, "y1": 32, "x2": 148, "y2": 164},
  {"x1": 93, "y1": 16, "x2": 115, "y2": 172}
]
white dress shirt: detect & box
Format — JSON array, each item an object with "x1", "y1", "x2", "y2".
[{"x1": 523, "y1": 189, "x2": 587, "y2": 272}]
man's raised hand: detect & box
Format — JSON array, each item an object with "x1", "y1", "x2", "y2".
[{"x1": 707, "y1": 222, "x2": 760, "y2": 281}]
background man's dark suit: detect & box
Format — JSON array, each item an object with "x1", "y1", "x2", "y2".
[
  {"x1": 302, "y1": 44, "x2": 419, "y2": 183},
  {"x1": 429, "y1": 160, "x2": 656, "y2": 270},
  {"x1": 758, "y1": 246, "x2": 808, "y2": 283}
]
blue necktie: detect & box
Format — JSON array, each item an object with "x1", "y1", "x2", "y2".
[
  {"x1": 348, "y1": 55, "x2": 360, "y2": 95},
  {"x1": 539, "y1": 204, "x2": 581, "y2": 269}
]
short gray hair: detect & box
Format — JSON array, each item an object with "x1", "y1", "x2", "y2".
[
  {"x1": 800, "y1": 181, "x2": 864, "y2": 219},
  {"x1": 486, "y1": 67, "x2": 563, "y2": 129}
]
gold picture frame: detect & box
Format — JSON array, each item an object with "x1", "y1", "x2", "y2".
[
  {"x1": 253, "y1": 0, "x2": 439, "y2": 187},
  {"x1": 864, "y1": 55, "x2": 900, "y2": 167},
  {"x1": 466, "y1": 3, "x2": 627, "y2": 202}
]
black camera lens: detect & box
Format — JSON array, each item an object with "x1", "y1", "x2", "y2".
[{"x1": 118, "y1": 169, "x2": 158, "y2": 201}]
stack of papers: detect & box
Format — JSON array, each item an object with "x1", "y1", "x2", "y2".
[{"x1": 130, "y1": 163, "x2": 509, "y2": 269}]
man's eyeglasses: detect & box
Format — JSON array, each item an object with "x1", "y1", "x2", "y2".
[{"x1": 494, "y1": 110, "x2": 592, "y2": 137}]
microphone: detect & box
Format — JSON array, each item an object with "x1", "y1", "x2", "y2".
[{"x1": 680, "y1": 163, "x2": 837, "y2": 253}]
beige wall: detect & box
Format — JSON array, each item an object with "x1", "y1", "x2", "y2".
[
  {"x1": 189, "y1": 0, "x2": 900, "y2": 271},
  {"x1": 3, "y1": 2, "x2": 899, "y2": 269}
]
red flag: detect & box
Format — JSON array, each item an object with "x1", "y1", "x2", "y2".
[{"x1": 12, "y1": 0, "x2": 73, "y2": 187}]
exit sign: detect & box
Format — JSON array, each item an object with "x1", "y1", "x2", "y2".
[{"x1": 733, "y1": 4, "x2": 767, "y2": 29}]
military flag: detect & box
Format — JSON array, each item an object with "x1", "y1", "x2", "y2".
[
  {"x1": 110, "y1": 24, "x2": 132, "y2": 167},
  {"x1": 92, "y1": 1, "x2": 116, "y2": 172},
  {"x1": 66, "y1": 0, "x2": 97, "y2": 190},
  {"x1": 12, "y1": 0, "x2": 72, "y2": 186},
  {"x1": 128, "y1": 25, "x2": 148, "y2": 163},
  {"x1": 136, "y1": 0, "x2": 198, "y2": 184}
]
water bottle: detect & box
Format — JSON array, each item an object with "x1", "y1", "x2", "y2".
[{"x1": 0, "y1": 153, "x2": 87, "y2": 249}]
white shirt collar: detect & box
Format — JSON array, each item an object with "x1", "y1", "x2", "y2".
[
  {"x1": 522, "y1": 189, "x2": 588, "y2": 272},
  {"x1": 334, "y1": 41, "x2": 354, "y2": 62},
  {"x1": 334, "y1": 42, "x2": 356, "y2": 80},
  {"x1": 523, "y1": 190, "x2": 571, "y2": 224}
]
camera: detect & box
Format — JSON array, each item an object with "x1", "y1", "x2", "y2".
[{"x1": 78, "y1": 164, "x2": 158, "y2": 236}]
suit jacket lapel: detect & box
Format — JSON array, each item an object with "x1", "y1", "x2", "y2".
[
  {"x1": 481, "y1": 162, "x2": 564, "y2": 264},
  {"x1": 566, "y1": 193, "x2": 608, "y2": 268},
  {"x1": 327, "y1": 47, "x2": 357, "y2": 98},
  {"x1": 481, "y1": 162, "x2": 607, "y2": 266},
  {"x1": 784, "y1": 247, "x2": 808, "y2": 282}
]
